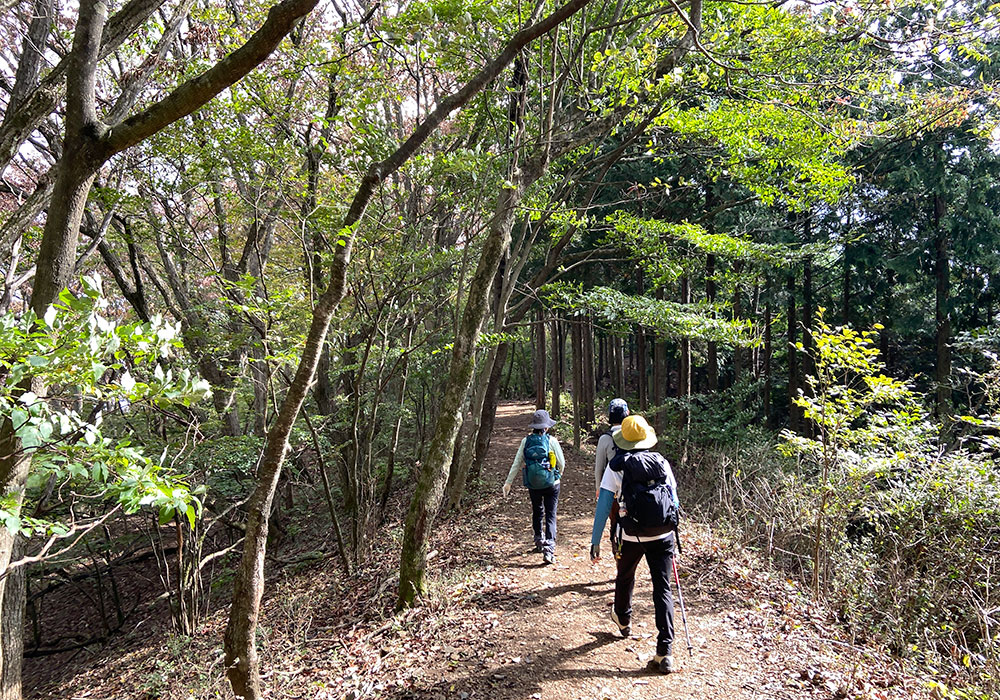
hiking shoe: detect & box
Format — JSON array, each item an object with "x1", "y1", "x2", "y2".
[
  {"x1": 543, "y1": 552, "x2": 555, "y2": 565},
  {"x1": 611, "y1": 610, "x2": 630, "y2": 638},
  {"x1": 533, "y1": 543, "x2": 543, "y2": 553},
  {"x1": 646, "y1": 654, "x2": 673, "y2": 674}
]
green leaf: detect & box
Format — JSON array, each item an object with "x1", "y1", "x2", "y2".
[
  {"x1": 158, "y1": 507, "x2": 175, "y2": 526},
  {"x1": 10, "y1": 408, "x2": 28, "y2": 429}
]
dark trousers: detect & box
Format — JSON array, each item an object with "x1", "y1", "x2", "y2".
[
  {"x1": 528, "y1": 483, "x2": 560, "y2": 555},
  {"x1": 614, "y1": 532, "x2": 675, "y2": 656}
]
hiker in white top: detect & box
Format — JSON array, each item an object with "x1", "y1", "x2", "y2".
[
  {"x1": 594, "y1": 398, "x2": 628, "y2": 496},
  {"x1": 591, "y1": 414, "x2": 681, "y2": 675},
  {"x1": 502, "y1": 409, "x2": 566, "y2": 564}
]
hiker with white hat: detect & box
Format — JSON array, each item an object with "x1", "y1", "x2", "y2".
[
  {"x1": 590, "y1": 414, "x2": 681, "y2": 673},
  {"x1": 595, "y1": 398, "x2": 629, "y2": 497},
  {"x1": 595, "y1": 398, "x2": 628, "y2": 558},
  {"x1": 502, "y1": 409, "x2": 566, "y2": 565}
]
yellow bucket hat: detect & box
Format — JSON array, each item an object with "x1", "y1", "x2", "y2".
[{"x1": 613, "y1": 415, "x2": 657, "y2": 450}]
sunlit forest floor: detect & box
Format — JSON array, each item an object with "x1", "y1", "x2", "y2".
[{"x1": 27, "y1": 402, "x2": 935, "y2": 699}]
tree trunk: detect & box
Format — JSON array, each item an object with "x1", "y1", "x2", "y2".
[
  {"x1": 842, "y1": 242, "x2": 852, "y2": 326},
  {"x1": 880, "y1": 269, "x2": 894, "y2": 367},
  {"x1": 571, "y1": 321, "x2": 583, "y2": 449},
  {"x1": 731, "y1": 263, "x2": 744, "y2": 387},
  {"x1": 706, "y1": 253, "x2": 718, "y2": 392},
  {"x1": 250, "y1": 342, "x2": 269, "y2": 437},
  {"x1": 2, "y1": 0, "x2": 55, "y2": 125},
  {"x1": 763, "y1": 277, "x2": 773, "y2": 429},
  {"x1": 801, "y1": 253, "x2": 815, "y2": 438},
  {"x1": 397, "y1": 164, "x2": 532, "y2": 608},
  {"x1": 470, "y1": 342, "x2": 510, "y2": 484},
  {"x1": 678, "y1": 275, "x2": 691, "y2": 445},
  {"x1": 0, "y1": 536, "x2": 25, "y2": 700},
  {"x1": 597, "y1": 332, "x2": 606, "y2": 390},
  {"x1": 381, "y1": 323, "x2": 414, "y2": 512},
  {"x1": 652, "y1": 290, "x2": 665, "y2": 432},
  {"x1": 802, "y1": 251, "x2": 815, "y2": 381},
  {"x1": 0, "y1": 4, "x2": 108, "y2": 689},
  {"x1": 314, "y1": 342, "x2": 335, "y2": 415},
  {"x1": 9, "y1": 0, "x2": 328, "y2": 688},
  {"x1": 550, "y1": 316, "x2": 561, "y2": 417},
  {"x1": 934, "y1": 193, "x2": 951, "y2": 419},
  {"x1": 679, "y1": 277, "x2": 691, "y2": 393},
  {"x1": 637, "y1": 329, "x2": 648, "y2": 411},
  {"x1": 534, "y1": 308, "x2": 546, "y2": 409},
  {"x1": 224, "y1": 283, "x2": 343, "y2": 698},
  {"x1": 583, "y1": 317, "x2": 595, "y2": 426},
  {"x1": 614, "y1": 335, "x2": 625, "y2": 397},
  {"x1": 787, "y1": 271, "x2": 798, "y2": 432},
  {"x1": 445, "y1": 346, "x2": 497, "y2": 511}
]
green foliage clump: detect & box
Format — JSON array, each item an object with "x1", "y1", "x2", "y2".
[
  {"x1": 4, "y1": 276, "x2": 211, "y2": 533},
  {"x1": 543, "y1": 283, "x2": 752, "y2": 344}
]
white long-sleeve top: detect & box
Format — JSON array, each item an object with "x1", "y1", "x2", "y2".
[
  {"x1": 594, "y1": 427, "x2": 620, "y2": 494},
  {"x1": 503, "y1": 434, "x2": 566, "y2": 489}
]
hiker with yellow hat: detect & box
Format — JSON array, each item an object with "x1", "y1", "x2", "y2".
[{"x1": 590, "y1": 414, "x2": 680, "y2": 674}]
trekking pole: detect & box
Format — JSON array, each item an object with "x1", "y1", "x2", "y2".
[
  {"x1": 672, "y1": 537, "x2": 694, "y2": 657},
  {"x1": 671, "y1": 558, "x2": 693, "y2": 657}
]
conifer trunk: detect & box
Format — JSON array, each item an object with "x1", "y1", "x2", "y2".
[
  {"x1": 583, "y1": 317, "x2": 595, "y2": 426},
  {"x1": 550, "y1": 316, "x2": 561, "y2": 417},
  {"x1": 678, "y1": 274, "x2": 691, "y2": 403},
  {"x1": 571, "y1": 320, "x2": 583, "y2": 449},
  {"x1": 614, "y1": 335, "x2": 625, "y2": 397},
  {"x1": 934, "y1": 192, "x2": 951, "y2": 419},
  {"x1": 763, "y1": 278, "x2": 773, "y2": 429},
  {"x1": 653, "y1": 289, "x2": 665, "y2": 432},
  {"x1": 731, "y1": 263, "x2": 743, "y2": 387},
  {"x1": 534, "y1": 309, "x2": 546, "y2": 409},
  {"x1": 637, "y1": 329, "x2": 648, "y2": 411},
  {"x1": 706, "y1": 253, "x2": 718, "y2": 392},
  {"x1": 880, "y1": 270, "x2": 894, "y2": 368},
  {"x1": 787, "y1": 272, "x2": 798, "y2": 432}
]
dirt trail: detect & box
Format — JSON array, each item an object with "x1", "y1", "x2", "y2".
[
  {"x1": 407, "y1": 401, "x2": 925, "y2": 700},
  {"x1": 25, "y1": 401, "x2": 928, "y2": 699}
]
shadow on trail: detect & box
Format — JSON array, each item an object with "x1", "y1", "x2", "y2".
[
  {"x1": 468, "y1": 577, "x2": 615, "y2": 614},
  {"x1": 505, "y1": 560, "x2": 548, "y2": 569},
  {"x1": 388, "y1": 629, "x2": 642, "y2": 699}
]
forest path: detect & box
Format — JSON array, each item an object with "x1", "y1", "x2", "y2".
[{"x1": 410, "y1": 401, "x2": 923, "y2": 700}]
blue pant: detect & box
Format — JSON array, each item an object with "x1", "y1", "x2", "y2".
[{"x1": 528, "y1": 483, "x2": 560, "y2": 555}]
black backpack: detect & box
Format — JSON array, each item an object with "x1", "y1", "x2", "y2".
[{"x1": 612, "y1": 451, "x2": 679, "y2": 537}]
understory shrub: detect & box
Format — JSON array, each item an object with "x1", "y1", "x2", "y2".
[{"x1": 692, "y1": 315, "x2": 1000, "y2": 695}]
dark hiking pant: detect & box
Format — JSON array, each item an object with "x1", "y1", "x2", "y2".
[
  {"x1": 614, "y1": 532, "x2": 675, "y2": 656},
  {"x1": 528, "y1": 483, "x2": 560, "y2": 555}
]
